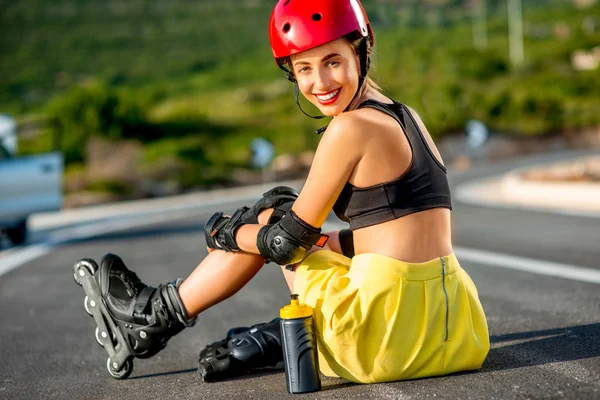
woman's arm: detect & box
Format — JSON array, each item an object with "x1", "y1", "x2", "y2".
[
  {"x1": 231, "y1": 112, "x2": 365, "y2": 259},
  {"x1": 290, "y1": 112, "x2": 365, "y2": 227},
  {"x1": 234, "y1": 226, "x2": 344, "y2": 257},
  {"x1": 233, "y1": 225, "x2": 344, "y2": 256}
]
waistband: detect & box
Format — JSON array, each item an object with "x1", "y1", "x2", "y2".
[{"x1": 350, "y1": 252, "x2": 459, "y2": 281}]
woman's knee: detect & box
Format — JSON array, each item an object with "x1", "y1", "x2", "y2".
[{"x1": 257, "y1": 208, "x2": 275, "y2": 225}]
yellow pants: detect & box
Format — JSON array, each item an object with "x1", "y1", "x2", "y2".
[{"x1": 293, "y1": 251, "x2": 490, "y2": 383}]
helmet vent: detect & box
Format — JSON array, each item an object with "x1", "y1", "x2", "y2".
[
  {"x1": 312, "y1": 13, "x2": 322, "y2": 22},
  {"x1": 282, "y1": 22, "x2": 291, "y2": 33}
]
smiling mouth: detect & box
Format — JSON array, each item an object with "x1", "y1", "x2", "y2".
[{"x1": 314, "y1": 88, "x2": 341, "y2": 104}]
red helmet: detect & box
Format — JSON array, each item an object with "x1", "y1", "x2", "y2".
[{"x1": 269, "y1": 0, "x2": 374, "y2": 63}]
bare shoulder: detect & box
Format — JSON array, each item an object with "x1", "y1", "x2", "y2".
[
  {"x1": 291, "y1": 110, "x2": 376, "y2": 226},
  {"x1": 404, "y1": 105, "x2": 430, "y2": 134},
  {"x1": 324, "y1": 107, "x2": 389, "y2": 144},
  {"x1": 324, "y1": 109, "x2": 369, "y2": 139}
]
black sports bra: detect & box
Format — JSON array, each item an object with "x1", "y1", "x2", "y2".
[{"x1": 332, "y1": 99, "x2": 452, "y2": 230}]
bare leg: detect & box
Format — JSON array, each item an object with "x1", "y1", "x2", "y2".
[
  {"x1": 178, "y1": 205, "x2": 340, "y2": 317},
  {"x1": 280, "y1": 264, "x2": 297, "y2": 293},
  {"x1": 178, "y1": 208, "x2": 276, "y2": 317},
  {"x1": 178, "y1": 250, "x2": 266, "y2": 317}
]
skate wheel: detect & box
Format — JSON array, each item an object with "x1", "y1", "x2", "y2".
[
  {"x1": 95, "y1": 326, "x2": 116, "y2": 347},
  {"x1": 107, "y1": 357, "x2": 133, "y2": 380},
  {"x1": 95, "y1": 327, "x2": 105, "y2": 347},
  {"x1": 73, "y1": 259, "x2": 98, "y2": 286},
  {"x1": 83, "y1": 296, "x2": 94, "y2": 316}
]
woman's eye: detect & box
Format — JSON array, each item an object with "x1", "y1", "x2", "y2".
[
  {"x1": 327, "y1": 60, "x2": 339, "y2": 67},
  {"x1": 298, "y1": 67, "x2": 309, "y2": 73}
]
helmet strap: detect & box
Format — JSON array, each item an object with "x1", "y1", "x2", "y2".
[
  {"x1": 278, "y1": 64, "x2": 327, "y2": 126},
  {"x1": 293, "y1": 81, "x2": 326, "y2": 121}
]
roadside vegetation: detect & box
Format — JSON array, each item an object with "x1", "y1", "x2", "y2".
[{"x1": 2, "y1": 0, "x2": 599, "y2": 202}]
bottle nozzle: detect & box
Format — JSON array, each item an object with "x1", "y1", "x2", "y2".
[
  {"x1": 281, "y1": 294, "x2": 312, "y2": 319},
  {"x1": 290, "y1": 294, "x2": 299, "y2": 306}
]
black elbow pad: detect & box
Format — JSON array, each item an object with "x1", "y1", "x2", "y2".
[{"x1": 257, "y1": 210, "x2": 328, "y2": 265}]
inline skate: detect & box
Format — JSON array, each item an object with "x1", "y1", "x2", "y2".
[
  {"x1": 73, "y1": 253, "x2": 194, "y2": 379},
  {"x1": 197, "y1": 318, "x2": 283, "y2": 381}
]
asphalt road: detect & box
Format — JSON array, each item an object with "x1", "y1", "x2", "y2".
[{"x1": 1, "y1": 150, "x2": 599, "y2": 399}]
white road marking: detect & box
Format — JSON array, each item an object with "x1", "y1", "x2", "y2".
[
  {"x1": 454, "y1": 176, "x2": 600, "y2": 219},
  {"x1": 0, "y1": 243, "x2": 53, "y2": 277},
  {"x1": 455, "y1": 246, "x2": 600, "y2": 284}
]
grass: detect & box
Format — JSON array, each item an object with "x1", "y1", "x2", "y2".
[{"x1": 2, "y1": 0, "x2": 600, "y2": 195}]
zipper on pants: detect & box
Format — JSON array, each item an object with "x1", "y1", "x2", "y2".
[{"x1": 440, "y1": 256, "x2": 449, "y2": 341}]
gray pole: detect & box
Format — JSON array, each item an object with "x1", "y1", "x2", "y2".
[{"x1": 508, "y1": 0, "x2": 524, "y2": 66}]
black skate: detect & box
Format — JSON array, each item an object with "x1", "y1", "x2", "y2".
[
  {"x1": 197, "y1": 318, "x2": 283, "y2": 382},
  {"x1": 73, "y1": 254, "x2": 195, "y2": 379}
]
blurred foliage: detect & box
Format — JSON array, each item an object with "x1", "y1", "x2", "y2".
[
  {"x1": 46, "y1": 83, "x2": 151, "y2": 163},
  {"x1": 2, "y1": 0, "x2": 600, "y2": 191},
  {"x1": 85, "y1": 178, "x2": 134, "y2": 195}
]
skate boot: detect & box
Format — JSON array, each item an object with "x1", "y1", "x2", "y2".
[
  {"x1": 197, "y1": 318, "x2": 283, "y2": 382},
  {"x1": 73, "y1": 253, "x2": 195, "y2": 379}
]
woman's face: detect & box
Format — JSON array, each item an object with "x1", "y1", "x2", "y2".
[{"x1": 291, "y1": 38, "x2": 360, "y2": 117}]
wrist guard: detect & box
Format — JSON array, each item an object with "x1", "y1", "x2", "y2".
[
  {"x1": 204, "y1": 207, "x2": 247, "y2": 252},
  {"x1": 256, "y1": 210, "x2": 328, "y2": 265}
]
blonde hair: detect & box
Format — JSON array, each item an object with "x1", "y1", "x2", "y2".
[{"x1": 280, "y1": 34, "x2": 381, "y2": 110}]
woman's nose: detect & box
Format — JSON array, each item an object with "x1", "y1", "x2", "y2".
[{"x1": 313, "y1": 68, "x2": 330, "y2": 91}]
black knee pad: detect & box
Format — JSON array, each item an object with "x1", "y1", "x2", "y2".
[{"x1": 242, "y1": 186, "x2": 298, "y2": 224}]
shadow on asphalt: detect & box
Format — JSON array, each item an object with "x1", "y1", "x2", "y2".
[
  {"x1": 210, "y1": 367, "x2": 284, "y2": 382},
  {"x1": 130, "y1": 367, "x2": 284, "y2": 384},
  {"x1": 77, "y1": 325, "x2": 600, "y2": 387},
  {"x1": 128, "y1": 368, "x2": 197, "y2": 380},
  {"x1": 484, "y1": 323, "x2": 600, "y2": 372},
  {"x1": 128, "y1": 365, "x2": 359, "y2": 392},
  {"x1": 320, "y1": 380, "x2": 358, "y2": 391}
]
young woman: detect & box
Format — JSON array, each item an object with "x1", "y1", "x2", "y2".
[{"x1": 73, "y1": 0, "x2": 489, "y2": 383}]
